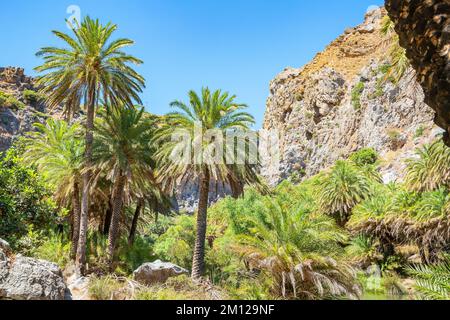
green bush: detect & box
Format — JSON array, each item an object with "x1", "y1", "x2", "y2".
[
  {"x1": 23, "y1": 89, "x2": 44, "y2": 105},
  {"x1": 0, "y1": 142, "x2": 59, "y2": 250},
  {"x1": 352, "y1": 82, "x2": 365, "y2": 110},
  {"x1": 414, "y1": 125, "x2": 425, "y2": 138},
  {"x1": 0, "y1": 91, "x2": 25, "y2": 110},
  {"x1": 88, "y1": 275, "x2": 129, "y2": 300},
  {"x1": 153, "y1": 215, "x2": 195, "y2": 269},
  {"x1": 349, "y1": 148, "x2": 379, "y2": 167},
  {"x1": 135, "y1": 275, "x2": 212, "y2": 300},
  {"x1": 30, "y1": 233, "x2": 71, "y2": 269}
]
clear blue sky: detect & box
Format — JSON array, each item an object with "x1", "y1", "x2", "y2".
[{"x1": 1, "y1": 0, "x2": 383, "y2": 128}]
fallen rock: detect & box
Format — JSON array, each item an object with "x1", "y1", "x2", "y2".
[
  {"x1": 0, "y1": 238, "x2": 71, "y2": 300},
  {"x1": 133, "y1": 260, "x2": 189, "y2": 285}
]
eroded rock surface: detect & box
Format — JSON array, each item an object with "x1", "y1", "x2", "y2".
[
  {"x1": 262, "y1": 8, "x2": 438, "y2": 185},
  {"x1": 0, "y1": 238, "x2": 70, "y2": 300},
  {"x1": 385, "y1": 0, "x2": 450, "y2": 146}
]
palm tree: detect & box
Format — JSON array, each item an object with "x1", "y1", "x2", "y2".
[
  {"x1": 238, "y1": 200, "x2": 359, "y2": 300},
  {"x1": 380, "y1": 15, "x2": 409, "y2": 84},
  {"x1": 24, "y1": 119, "x2": 84, "y2": 258},
  {"x1": 407, "y1": 255, "x2": 450, "y2": 300},
  {"x1": 35, "y1": 16, "x2": 145, "y2": 273},
  {"x1": 155, "y1": 88, "x2": 256, "y2": 280},
  {"x1": 318, "y1": 160, "x2": 374, "y2": 227},
  {"x1": 92, "y1": 105, "x2": 156, "y2": 270}
]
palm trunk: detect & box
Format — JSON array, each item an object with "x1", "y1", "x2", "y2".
[
  {"x1": 76, "y1": 87, "x2": 96, "y2": 275},
  {"x1": 103, "y1": 196, "x2": 113, "y2": 235},
  {"x1": 107, "y1": 173, "x2": 127, "y2": 271},
  {"x1": 191, "y1": 168, "x2": 210, "y2": 280},
  {"x1": 70, "y1": 181, "x2": 81, "y2": 259},
  {"x1": 128, "y1": 199, "x2": 144, "y2": 246}
]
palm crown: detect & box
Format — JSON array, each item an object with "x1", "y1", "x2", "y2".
[{"x1": 35, "y1": 16, "x2": 145, "y2": 116}]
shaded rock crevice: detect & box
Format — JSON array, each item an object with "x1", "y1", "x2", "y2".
[{"x1": 385, "y1": 0, "x2": 450, "y2": 145}]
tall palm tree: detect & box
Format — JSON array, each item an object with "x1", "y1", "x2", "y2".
[
  {"x1": 35, "y1": 16, "x2": 145, "y2": 273},
  {"x1": 24, "y1": 119, "x2": 84, "y2": 258},
  {"x1": 155, "y1": 88, "x2": 256, "y2": 280},
  {"x1": 92, "y1": 105, "x2": 156, "y2": 270},
  {"x1": 318, "y1": 160, "x2": 374, "y2": 227}
]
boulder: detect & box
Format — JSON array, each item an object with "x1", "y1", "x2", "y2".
[
  {"x1": 133, "y1": 260, "x2": 188, "y2": 285},
  {"x1": 0, "y1": 238, "x2": 71, "y2": 300}
]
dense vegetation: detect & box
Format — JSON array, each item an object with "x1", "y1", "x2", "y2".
[{"x1": 1, "y1": 16, "x2": 449, "y2": 301}]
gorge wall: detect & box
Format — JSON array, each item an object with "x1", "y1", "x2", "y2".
[
  {"x1": 262, "y1": 8, "x2": 441, "y2": 185},
  {"x1": 385, "y1": 0, "x2": 450, "y2": 146}
]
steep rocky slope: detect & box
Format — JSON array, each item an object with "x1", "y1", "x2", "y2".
[
  {"x1": 0, "y1": 67, "x2": 58, "y2": 151},
  {"x1": 262, "y1": 8, "x2": 441, "y2": 185}
]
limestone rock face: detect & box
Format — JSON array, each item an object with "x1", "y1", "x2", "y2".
[
  {"x1": 262, "y1": 8, "x2": 438, "y2": 185},
  {"x1": 0, "y1": 238, "x2": 70, "y2": 300},
  {"x1": 385, "y1": 0, "x2": 450, "y2": 146},
  {"x1": 133, "y1": 260, "x2": 189, "y2": 285}
]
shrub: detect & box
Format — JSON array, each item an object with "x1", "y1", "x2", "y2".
[
  {"x1": 351, "y1": 82, "x2": 365, "y2": 110},
  {"x1": 0, "y1": 91, "x2": 25, "y2": 110},
  {"x1": 30, "y1": 233, "x2": 71, "y2": 269},
  {"x1": 0, "y1": 142, "x2": 58, "y2": 250},
  {"x1": 134, "y1": 275, "x2": 212, "y2": 300},
  {"x1": 153, "y1": 215, "x2": 195, "y2": 269},
  {"x1": 414, "y1": 125, "x2": 425, "y2": 138},
  {"x1": 88, "y1": 275, "x2": 130, "y2": 300},
  {"x1": 23, "y1": 89, "x2": 44, "y2": 105},
  {"x1": 349, "y1": 148, "x2": 379, "y2": 167}
]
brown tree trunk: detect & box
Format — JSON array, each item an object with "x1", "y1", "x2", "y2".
[
  {"x1": 76, "y1": 88, "x2": 96, "y2": 275},
  {"x1": 128, "y1": 199, "x2": 144, "y2": 246},
  {"x1": 191, "y1": 168, "x2": 210, "y2": 280},
  {"x1": 107, "y1": 173, "x2": 127, "y2": 271},
  {"x1": 229, "y1": 175, "x2": 244, "y2": 199},
  {"x1": 70, "y1": 181, "x2": 81, "y2": 260},
  {"x1": 103, "y1": 197, "x2": 113, "y2": 236}
]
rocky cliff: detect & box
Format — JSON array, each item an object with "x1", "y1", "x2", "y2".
[
  {"x1": 385, "y1": 0, "x2": 450, "y2": 146},
  {"x1": 0, "y1": 67, "x2": 51, "y2": 151},
  {"x1": 262, "y1": 8, "x2": 441, "y2": 185}
]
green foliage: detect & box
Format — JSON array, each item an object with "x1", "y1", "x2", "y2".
[
  {"x1": 414, "y1": 125, "x2": 426, "y2": 138},
  {"x1": 351, "y1": 82, "x2": 365, "y2": 110},
  {"x1": 24, "y1": 119, "x2": 84, "y2": 205},
  {"x1": 0, "y1": 143, "x2": 58, "y2": 249},
  {"x1": 135, "y1": 275, "x2": 213, "y2": 300},
  {"x1": 117, "y1": 236, "x2": 155, "y2": 273},
  {"x1": 237, "y1": 200, "x2": 359, "y2": 300},
  {"x1": 405, "y1": 140, "x2": 450, "y2": 192},
  {"x1": 153, "y1": 215, "x2": 196, "y2": 269},
  {"x1": 380, "y1": 16, "x2": 410, "y2": 85},
  {"x1": 318, "y1": 160, "x2": 374, "y2": 226},
  {"x1": 407, "y1": 256, "x2": 450, "y2": 300},
  {"x1": 349, "y1": 148, "x2": 378, "y2": 167},
  {"x1": 88, "y1": 275, "x2": 130, "y2": 300},
  {"x1": 0, "y1": 91, "x2": 25, "y2": 110},
  {"x1": 23, "y1": 90, "x2": 44, "y2": 105},
  {"x1": 30, "y1": 233, "x2": 71, "y2": 269},
  {"x1": 346, "y1": 234, "x2": 381, "y2": 267},
  {"x1": 35, "y1": 16, "x2": 145, "y2": 117}
]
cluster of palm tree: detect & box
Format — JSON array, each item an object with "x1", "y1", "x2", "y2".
[
  {"x1": 237, "y1": 200, "x2": 360, "y2": 299},
  {"x1": 348, "y1": 140, "x2": 450, "y2": 265},
  {"x1": 27, "y1": 16, "x2": 262, "y2": 279}
]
